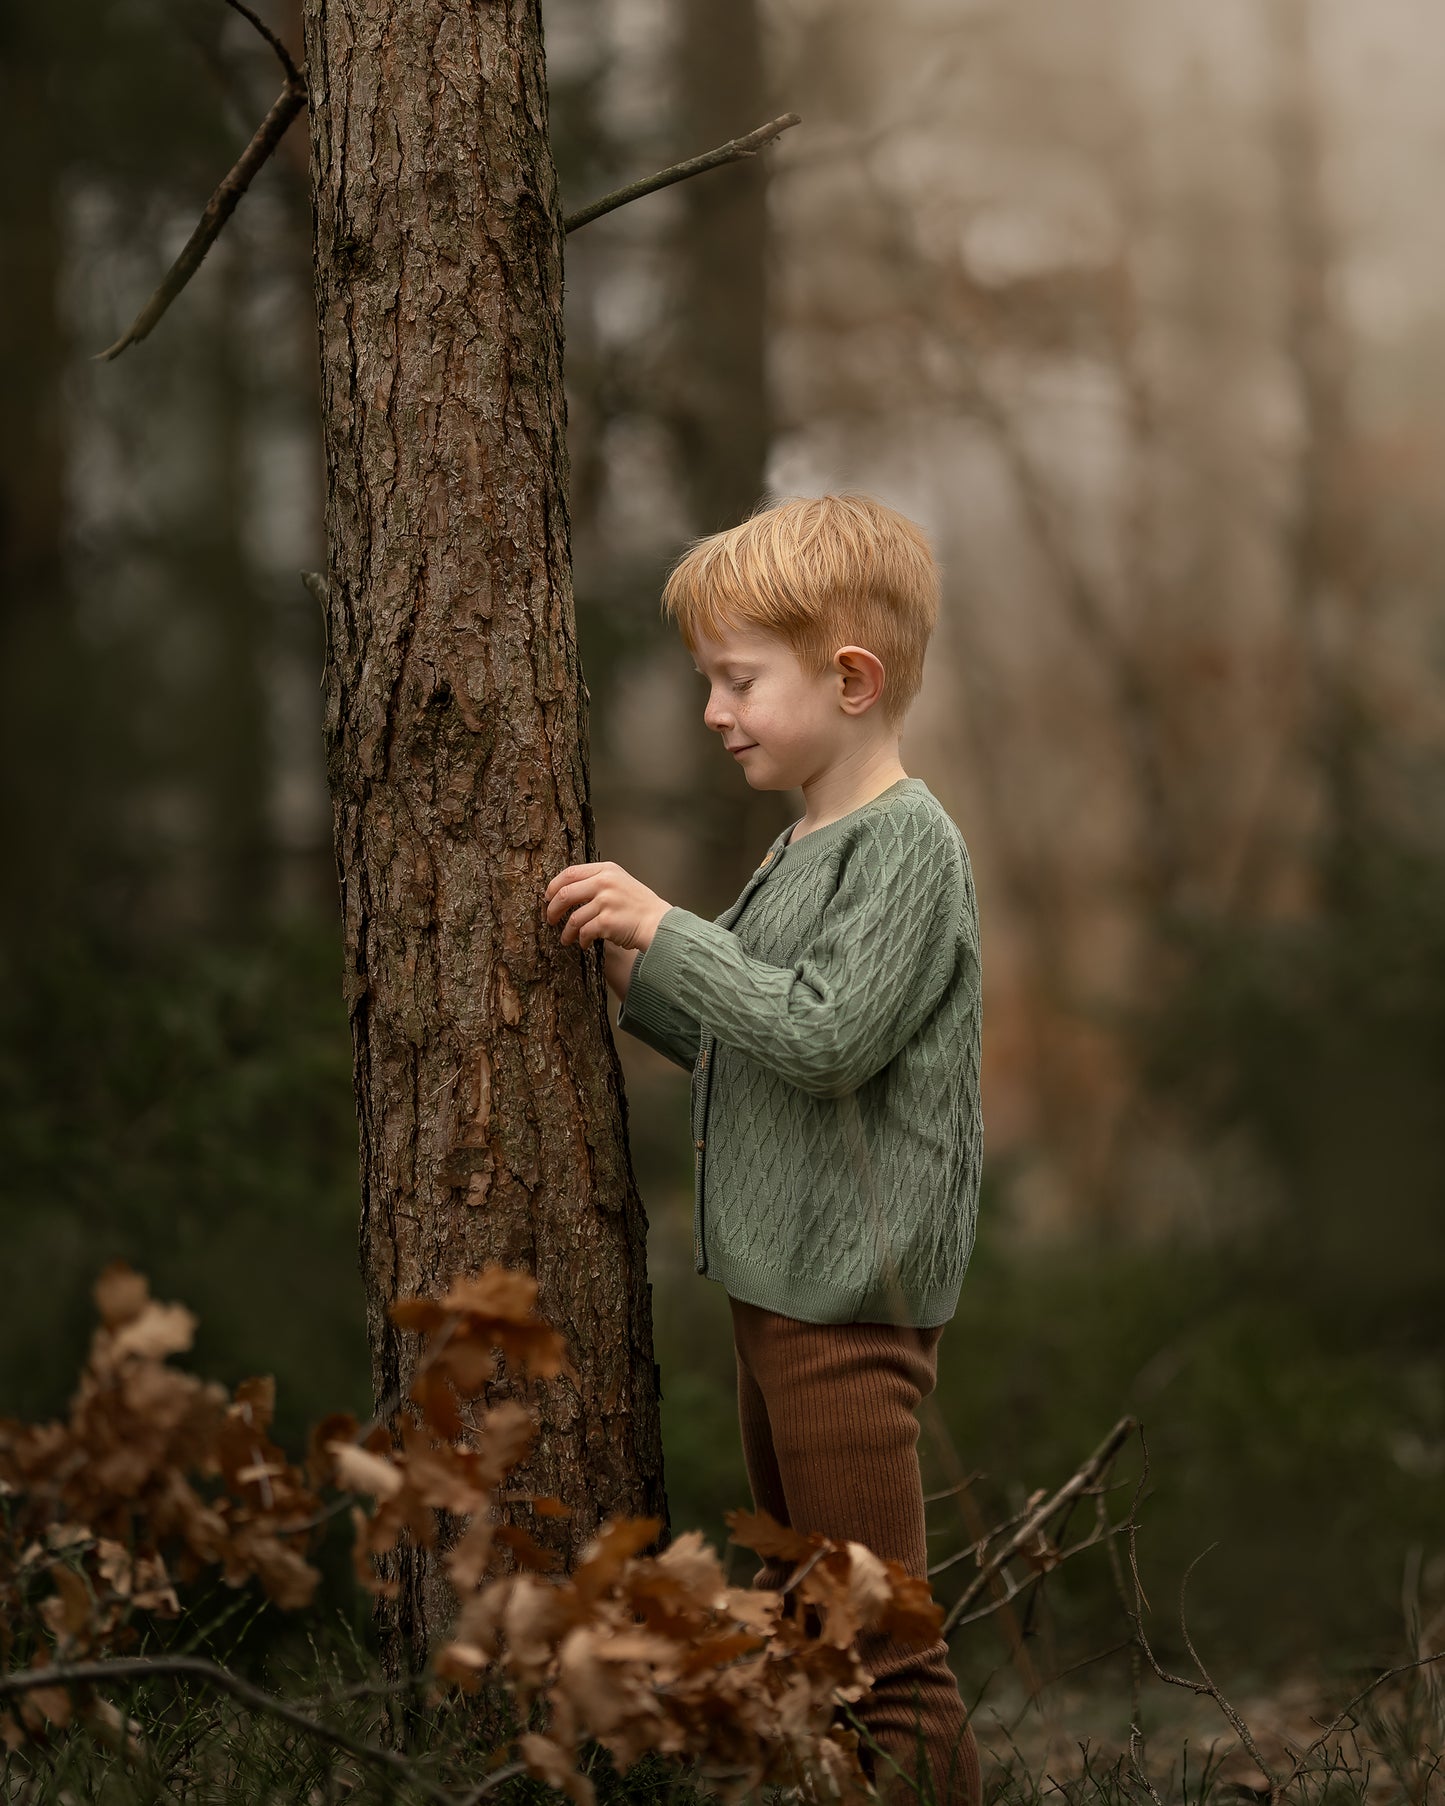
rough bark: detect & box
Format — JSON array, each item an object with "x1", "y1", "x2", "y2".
[{"x1": 299, "y1": 0, "x2": 666, "y2": 1681}]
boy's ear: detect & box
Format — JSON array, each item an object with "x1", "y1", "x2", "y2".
[{"x1": 832, "y1": 645, "x2": 886, "y2": 715}]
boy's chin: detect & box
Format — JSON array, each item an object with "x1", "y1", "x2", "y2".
[{"x1": 727, "y1": 746, "x2": 791, "y2": 791}]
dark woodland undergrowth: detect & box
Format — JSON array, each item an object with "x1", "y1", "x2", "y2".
[{"x1": 1, "y1": 841, "x2": 1442, "y2": 1800}]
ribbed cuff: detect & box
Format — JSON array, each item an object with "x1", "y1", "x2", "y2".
[
  {"x1": 627, "y1": 905, "x2": 709, "y2": 1008},
  {"x1": 615, "y1": 916, "x2": 699, "y2": 1065}
]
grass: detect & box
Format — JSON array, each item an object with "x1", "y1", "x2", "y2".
[{"x1": 2, "y1": 1614, "x2": 1441, "y2": 1805}]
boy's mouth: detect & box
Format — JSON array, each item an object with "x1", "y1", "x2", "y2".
[{"x1": 728, "y1": 743, "x2": 757, "y2": 757}]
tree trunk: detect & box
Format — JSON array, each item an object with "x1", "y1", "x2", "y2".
[{"x1": 299, "y1": 0, "x2": 666, "y2": 1684}]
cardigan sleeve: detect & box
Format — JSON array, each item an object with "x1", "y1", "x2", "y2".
[
  {"x1": 627, "y1": 811, "x2": 977, "y2": 1099},
  {"x1": 616, "y1": 937, "x2": 704, "y2": 1071}
]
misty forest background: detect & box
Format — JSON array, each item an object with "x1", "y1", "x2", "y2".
[{"x1": 3, "y1": 0, "x2": 1444, "y2": 1731}]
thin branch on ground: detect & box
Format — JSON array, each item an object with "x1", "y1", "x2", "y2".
[
  {"x1": 0, "y1": 1655, "x2": 499, "y2": 1806},
  {"x1": 943, "y1": 1518, "x2": 1135, "y2": 1634},
  {"x1": 1297, "y1": 1651, "x2": 1445, "y2": 1768},
  {"x1": 563, "y1": 113, "x2": 801, "y2": 233},
  {"x1": 1099, "y1": 1460, "x2": 1153, "y2": 1801},
  {"x1": 939, "y1": 1416, "x2": 1137, "y2": 1638},
  {"x1": 1122, "y1": 1523, "x2": 1284, "y2": 1800}
]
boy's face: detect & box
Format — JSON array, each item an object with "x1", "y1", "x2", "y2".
[{"x1": 691, "y1": 624, "x2": 873, "y2": 793}]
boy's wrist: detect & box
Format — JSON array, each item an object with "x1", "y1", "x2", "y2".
[{"x1": 603, "y1": 942, "x2": 640, "y2": 1001}]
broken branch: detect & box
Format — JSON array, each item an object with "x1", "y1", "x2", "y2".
[
  {"x1": 0, "y1": 1655, "x2": 467, "y2": 1806},
  {"x1": 95, "y1": 76, "x2": 305, "y2": 361},
  {"x1": 939, "y1": 1415, "x2": 1137, "y2": 1637},
  {"x1": 96, "y1": 0, "x2": 305, "y2": 362},
  {"x1": 563, "y1": 112, "x2": 801, "y2": 234}
]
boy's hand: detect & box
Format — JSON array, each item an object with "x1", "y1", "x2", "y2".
[{"x1": 544, "y1": 862, "x2": 671, "y2": 953}]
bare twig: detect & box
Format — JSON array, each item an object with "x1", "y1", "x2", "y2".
[
  {"x1": 922, "y1": 1470, "x2": 984, "y2": 1506},
  {"x1": 95, "y1": 77, "x2": 304, "y2": 360},
  {"x1": 1099, "y1": 1468, "x2": 1151, "y2": 1798},
  {"x1": 942, "y1": 1518, "x2": 1134, "y2": 1633},
  {"x1": 939, "y1": 1416, "x2": 1137, "y2": 1638},
  {"x1": 217, "y1": 0, "x2": 301, "y2": 84},
  {"x1": 563, "y1": 113, "x2": 801, "y2": 234},
  {"x1": 1127, "y1": 1720, "x2": 1165, "y2": 1806},
  {"x1": 0, "y1": 1655, "x2": 479, "y2": 1806},
  {"x1": 1298, "y1": 1651, "x2": 1445, "y2": 1766},
  {"x1": 1176, "y1": 1546, "x2": 1284, "y2": 1793},
  {"x1": 1123, "y1": 1526, "x2": 1283, "y2": 1799},
  {"x1": 96, "y1": 0, "x2": 305, "y2": 361}
]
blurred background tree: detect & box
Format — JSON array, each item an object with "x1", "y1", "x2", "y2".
[{"x1": 1, "y1": 0, "x2": 1441, "y2": 1708}]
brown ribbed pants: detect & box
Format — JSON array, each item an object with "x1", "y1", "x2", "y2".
[{"x1": 729, "y1": 1296, "x2": 982, "y2": 1806}]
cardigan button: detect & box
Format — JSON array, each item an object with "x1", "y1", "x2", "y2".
[{"x1": 694, "y1": 1137, "x2": 705, "y2": 1151}]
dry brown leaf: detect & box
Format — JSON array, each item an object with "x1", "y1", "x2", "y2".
[
  {"x1": 93, "y1": 1261, "x2": 149, "y2": 1329},
  {"x1": 555, "y1": 1622, "x2": 671, "y2": 1743},
  {"x1": 472, "y1": 1402, "x2": 536, "y2": 1489},
  {"x1": 231, "y1": 1376, "x2": 276, "y2": 1435},
  {"x1": 44, "y1": 1525, "x2": 91, "y2": 1552},
  {"x1": 517, "y1": 1731, "x2": 596, "y2": 1806},
  {"x1": 725, "y1": 1507, "x2": 817, "y2": 1565},
  {"x1": 44, "y1": 1564, "x2": 93, "y2": 1643},
  {"x1": 21, "y1": 1683, "x2": 74, "y2": 1731},
  {"x1": 433, "y1": 1639, "x2": 490, "y2": 1691},
  {"x1": 870, "y1": 1564, "x2": 944, "y2": 1646},
  {"x1": 109, "y1": 1301, "x2": 197, "y2": 1364},
  {"x1": 721, "y1": 1587, "x2": 783, "y2": 1636},
  {"x1": 408, "y1": 1366, "x2": 465, "y2": 1438},
  {"x1": 95, "y1": 1539, "x2": 132, "y2": 1597},
  {"x1": 500, "y1": 1574, "x2": 573, "y2": 1676},
  {"x1": 1021, "y1": 1528, "x2": 1061, "y2": 1573},
  {"x1": 306, "y1": 1411, "x2": 358, "y2": 1488},
  {"x1": 494, "y1": 1522, "x2": 564, "y2": 1572},
  {"x1": 245, "y1": 1536, "x2": 319, "y2": 1610},
  {"x1": 653, "y1": 1529, "x2": 726, "y2": 1601},
  {"x1": 328, "y1": 1443, "x2": 403, "y2": 1500},
  {"x1": 573, "y1": 1517, "x2": 662, "y2": 1600}
]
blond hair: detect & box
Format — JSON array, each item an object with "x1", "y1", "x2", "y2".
[{"x1": 660, "y1": 493, "x2": 941, "y2": 729}]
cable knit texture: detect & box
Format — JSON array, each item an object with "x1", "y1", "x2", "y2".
[{"x1": 617, "y1": 778, "x2": 983, "y2": 1326}]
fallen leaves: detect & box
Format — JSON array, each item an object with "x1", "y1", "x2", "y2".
[{"x1": 0, "y1": 1259, "x2": 952, "y2": 1805}]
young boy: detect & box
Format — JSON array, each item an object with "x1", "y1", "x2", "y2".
[{"x1": 542, "y1": 493, "x2": 984, "y2": 1805}]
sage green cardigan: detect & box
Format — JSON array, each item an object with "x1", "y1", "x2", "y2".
[{"x1": 617, "y1": 777, "x2": 983, "y2": 1326}]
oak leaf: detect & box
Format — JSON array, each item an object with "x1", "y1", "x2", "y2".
[
  {"x1": 725, "y1": 1507, "x2": 817, "y2": 1565},
  {"x1": 517, "y1": 1732, "x2": 595, "y2": 1806},
  {"x1": 327, "y1": 1443, "x2": 403, "y2": 1500},
  {"x1": 93, "y1": 1261, "x2": 150, "y2": 1329}
]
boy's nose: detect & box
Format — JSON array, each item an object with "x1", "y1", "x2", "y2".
[{"x1": 703, "y1": 693, "x2": 732, "y2": 733}]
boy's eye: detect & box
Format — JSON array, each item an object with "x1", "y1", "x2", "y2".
[{"x1": 731, "y1": 680, "x2": 753, "y2": 693}]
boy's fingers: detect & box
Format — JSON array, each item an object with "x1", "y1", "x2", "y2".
[
  {"x1": 544, "y1": 861, "x2": 607, "y2": 902},
  {"x1": 545, "y1": 875, "x2": 595, "y2": 919},
  {"x1": 561, "y1": 899, "x2": 604, "y2": 946}
]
